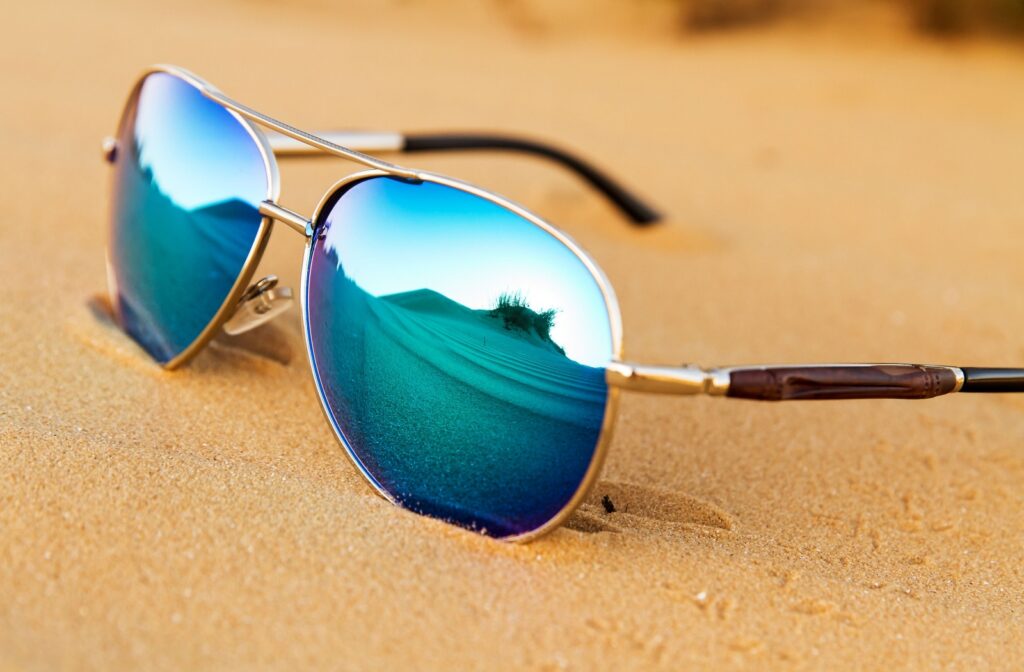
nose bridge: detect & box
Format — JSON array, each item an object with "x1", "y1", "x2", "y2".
[{"x1": 259, "y1": 200, "x2": 312, "y2": 237}]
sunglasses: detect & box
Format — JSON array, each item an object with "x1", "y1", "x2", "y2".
[{"x1": 102, "y1": 65, "x2": 1024, "y2": 541}]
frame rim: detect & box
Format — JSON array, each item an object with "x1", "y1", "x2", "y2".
[
  {"x1": 104, "y1": 64, "x2": 281, "y2": 371},
  {"x1": 298, "y1": 169, "x2": 624, "y2": 542}
]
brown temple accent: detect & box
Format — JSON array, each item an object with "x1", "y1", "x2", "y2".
[{"x1": 726, "y1": 364, "x2": 960, "y2": 401}]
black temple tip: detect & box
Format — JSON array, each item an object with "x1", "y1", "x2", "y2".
[{"x1": 960, "y1": 367, "x2": 1024, "y2": 393}]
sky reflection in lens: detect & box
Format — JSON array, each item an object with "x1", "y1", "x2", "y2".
[{"x1": 320, "y1": 177, "x2": 612, "y2": 367}]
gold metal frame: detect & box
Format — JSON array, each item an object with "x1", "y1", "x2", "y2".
[{"x1": 105, "y1": 65, "x2": 624, "y2": 542}]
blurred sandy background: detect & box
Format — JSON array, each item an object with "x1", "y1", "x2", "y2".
[{"x1": 2, "y1": 0, "x2": 1023, "y2": 669}]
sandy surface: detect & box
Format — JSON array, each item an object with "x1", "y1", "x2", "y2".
[{"x1": 2, "y1": 0, "x2": 1023, "y2": 669}]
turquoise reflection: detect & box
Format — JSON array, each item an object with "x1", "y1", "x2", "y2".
[
  {"x1": 108, "y1": 72, "x2": 267, "y2": 363},
  {"x1": 307, "y1": 177, "x2": 613, "y2": 537}
]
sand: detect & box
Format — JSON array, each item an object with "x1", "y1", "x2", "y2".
[{"x1": 2, "y1": 0, "x2": 1023, "y2": 669}]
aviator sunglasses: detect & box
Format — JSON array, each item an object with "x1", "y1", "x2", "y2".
[{"x1": 103, "y1": 65, "x2": 1024, "y2": 541}]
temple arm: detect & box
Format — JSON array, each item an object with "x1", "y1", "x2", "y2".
[
  {"x1": 606, "y1": 363, "x2": 1024, "y2": 400},
  {"x1": 265, "y1": 130, "x2": 661, "y2": 225}
]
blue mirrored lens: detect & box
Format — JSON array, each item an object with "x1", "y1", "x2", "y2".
[
  {"x1": 306, "y1": 177, "x2": 614, "y2": 538},
  {"x1": 108, "y1": 72, "x2": 269, "y2": 364}
]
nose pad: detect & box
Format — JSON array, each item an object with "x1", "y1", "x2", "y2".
[{"x1": 222, "y1": 275, "x2": 294, "y2": 336}]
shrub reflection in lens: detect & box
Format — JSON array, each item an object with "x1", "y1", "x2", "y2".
[
  {"x1": 107, "y1": 71, "x2": 270, "y2": 364},
  {"x1": 306, "y1": 176, "x2": 616, "y2": 538}
]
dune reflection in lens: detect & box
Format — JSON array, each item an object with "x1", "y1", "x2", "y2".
[
  {"x1": 107, "y1": 72, "x2": 270, "y2": 364},
  {"x1": 305, "y1": 177, "x2": 615, "y2": 538}
]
